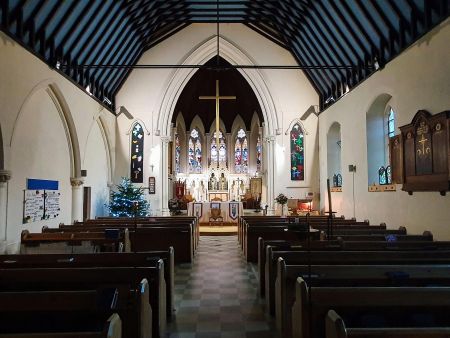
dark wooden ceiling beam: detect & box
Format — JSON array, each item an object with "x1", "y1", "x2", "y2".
[
  {"x1": 352, "y1": 0, "x2": 390, "y2": 65},
  {"x1": 71, "y1": 2, "x2": 119, "y2": 64},
  {"x1": 77, "y1": 3, "x2": 124, "y2": 65},
  {"x1": 311, "y1": 1, "x2": 362, "y2": 86},
  {"x1": 64, "y1": 1, "x2": 104, "y2": 61}
]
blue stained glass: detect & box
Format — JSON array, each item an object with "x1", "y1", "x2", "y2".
[
  {"x1": 235, "y1": 129, "x2": 248, "y2": 173},
  {"x1": 175, "y1": 134, "x2": 181, "y2": 174},
  {"x1": 189, "y1": 129, "x2": 202, "y2": 173},
  {"x1": 379, "y1": 166, "x2": 387, "y2": 185},
  {"x1": 386, "y1": 165, "x2": 392, "y2": 184}
]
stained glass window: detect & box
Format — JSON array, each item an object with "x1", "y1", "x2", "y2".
[
  {"x1": 175, "y1": 133, "x2": 181, "y2": 174},
  {"x1": 130, "y1": 123, "x2": 144, "y2": 183},
  {"x1": 211, "y1": 131, "x2": 227, "y2": 166},
  {"x1": 378, "y1": 166, "x2": 387, "y2": 185},
  {"x1": 188, "y1": 129, "x2": 202, "y2": 173},
  {"x1": 386, "y1": 165, "x2": 392, "y2": 184},
  {"x1": 256, "y1": 135, "x2": 262, "y2": 172},
  {"x1": 387, "y1": 108, "x2": 395, "y2": 138},
  {"x1": 235, "y1": 129, "x2": 248, "y2": 173},
  {"x1": 290, "y1": 123, "x2": 304, "y2": 180},
  {"x1": 333, "y1": 174, "x2": 342, "y2": 187}
]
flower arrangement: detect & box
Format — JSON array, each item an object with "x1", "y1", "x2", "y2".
[{"x1": 275, "y1": 193, "x2": 288, "y2": 205}]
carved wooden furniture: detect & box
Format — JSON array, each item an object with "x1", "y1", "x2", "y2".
[
  {"x1": 209, "y1": 208, "x2": 223, "y2": 226},
  {"x1": 391, "y1": 110, "x2": 449, "y2": 195}
]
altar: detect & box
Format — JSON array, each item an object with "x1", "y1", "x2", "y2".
[{"x1": 188, "y1": 201, "x2": 243, "y2": 224}]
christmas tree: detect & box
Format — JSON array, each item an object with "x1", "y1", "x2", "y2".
[{"x1": 107, "y1": 177, "x2": 149, "y2": 217}]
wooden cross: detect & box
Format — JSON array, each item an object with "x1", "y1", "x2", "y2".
[{"x1": 199, "y1": 80, "x2": 236, "y2": 162}]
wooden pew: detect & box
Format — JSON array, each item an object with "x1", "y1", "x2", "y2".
[
  {"x1": 0, "y1": 249, "x2": 174, "y2": 319},
  {"x1": 21, "y1": 230, "x2": 122, "y2": 253},
  {"x1": 326, "y1": 310, "x2": 450, "y2": 338},
  {"x1": 62, "y1": 222, "x2": 194, "y2": 262},
  {"x1": 0, "y1": 265, "x2": 162, "y2": 338},
  {"x1": 265, "y1": 249, "x2": 450, "y2": 317},
  {"x1": 0, "y1": 288, "x2": 124, "y2": 338},
  {"x1": 291, "y1": 278, "x2": 450, "y2": 338},
  {"x1": 84, "y1": 216, "x2": 199, "y2": 250},
  {"x1": 245, "y1": 224, "x2": 406, "y2": 262},
  {"x1": 276, "y1": 260, "x2": 450, "y2": 338}
]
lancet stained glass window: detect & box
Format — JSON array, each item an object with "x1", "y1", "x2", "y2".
[
  {"x1": 130, "y1": 123, "x2": 144, "y2": 183},
  {"x1": 235, "y1": 129, "x2": 248, "y2": 173},
  {"x1": 211, "y1": 131, "x2": 227, "y2": 166},
  {"x1": 256, "y1": 135, "x2": 262, "y2": 172},
  {"x1": 175, "y1": 133, "x2": 181, "y2": 174},
  {"x1": 290, "y1": 123, "x2": 305, "y2": 180},
  {"x1": 188, "y1": 129, "x2": 202, "y2": 173}
]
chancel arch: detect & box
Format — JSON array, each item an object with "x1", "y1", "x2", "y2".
[
  {"x1": 156, "y1": 36, "x2": 280, "y2": 212},
  {"x1": 170, "y1": 54, "x2": 268, "y2": 206}
]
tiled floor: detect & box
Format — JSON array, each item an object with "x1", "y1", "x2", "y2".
[{"x1": 166, "y1": 236, "x2": 279, "y2": 338}]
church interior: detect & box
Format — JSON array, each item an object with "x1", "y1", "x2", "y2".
[{"x1": 0, "y1": 1, "x2": 450, "y2": 337}]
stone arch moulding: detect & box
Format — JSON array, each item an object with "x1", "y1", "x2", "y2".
[
  {"x1": 126, "y1": 119, "x2": 151, "y2": 136},
  {"x1": 284, "y1": 118, "x2": 309, "y2": 136},
  {"x1": 156, "y1": 35, "x2": 280, "y2": 138},
  {"x1": 9, "y1": 80, "x2": 81, "y2": 178},
  {"x1": 96, "y1": 116, "x2": 114, "y2": 184}
]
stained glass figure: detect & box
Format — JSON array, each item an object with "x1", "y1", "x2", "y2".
[
  {"x1": 290, "y1": 123, "x2": 305, "y2": 180},
  {"x1": 130, "y1": 123, "x2": 144, "y2": 183},
  {"x1": 175, "y1": 134, "x2": 181, "y2": 174},
  {"x1": 211, "y1": 131, "x2": 227, "y2": 166},
  {"x1": 378, "y1": 166, "x2": 387, "y2": 185},
  {"x1": 235, "y1": 129, "x2": 248, "y2": 173},
  {"x1": 386, "y1": 165, "x2": 392, "y2": 184},
  {"x1": 188, "y1": 129, "x2": 202, "y2": 173},
  {"x1": 256, "y1": 135, "x2": 262, "y2": 171}
]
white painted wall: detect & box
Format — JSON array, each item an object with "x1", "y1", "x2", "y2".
[
  {"x1": 116, "y1": 23, "x2": 320, "y2": 213},
  {"x1": 318, "y1": 19, "x2": 450, "y2": 239},
  {"x1": 0, "y1": 32, "x2": 115, "y2": 253}
]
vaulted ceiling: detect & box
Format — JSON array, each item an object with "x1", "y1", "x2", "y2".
[
  {"x1": 173, "y1": 57, "x2": 263, "y2": 132},
  {"x1": 1, "y1": 0, "x2": 448, "y2": 114}
]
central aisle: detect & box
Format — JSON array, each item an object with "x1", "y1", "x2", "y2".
[{"x1": 166, "y1": 236, "x2": 279, "y2": 338}]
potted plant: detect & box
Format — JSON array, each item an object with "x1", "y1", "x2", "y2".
[{"x1": 275, "y1": 193, "x2": 288, "y2": 216}]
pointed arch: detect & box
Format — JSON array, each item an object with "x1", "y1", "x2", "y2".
[
  {"x1": 285, "y1": 118, "x2": 309, "y2": 136},
  {"x1": 10, "y1": 81, "x2": 81, "y2": 178},
  {"x1": 156, "y1": 35, "x2": 279, "y2": 137}
]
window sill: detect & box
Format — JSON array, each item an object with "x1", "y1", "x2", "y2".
[
  {"x1": 368, "y1": 184, "x2": 396, "y2": 192},
  {"x1": 330, "y1": 187, "x2": 342, "y2": 192}
]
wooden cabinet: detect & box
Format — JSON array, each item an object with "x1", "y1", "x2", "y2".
[{"x1": 392, "y1": 110, "x2": 449, "y2": 195}]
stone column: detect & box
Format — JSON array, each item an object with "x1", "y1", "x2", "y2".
[
  {"x1": 70, "y1": 177, "x2": 84, "y2": 223},
  {"x1": 265, "y1": 136, "x2": 276, "y2": 213},
  {"x1": 160, "y1": 136, "x2": 171, "y2": 216},
  {"x1": 0, "y1": 170, "x2": 11, "y2": 247}
]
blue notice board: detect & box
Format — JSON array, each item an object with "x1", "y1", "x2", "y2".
[{"x1": 27, "y1": 178, "x2": 59, "y2": 190}]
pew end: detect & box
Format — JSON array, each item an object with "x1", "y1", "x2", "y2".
[{"x1": 326, "y1": 310, "x2": 347, "y2": 338}]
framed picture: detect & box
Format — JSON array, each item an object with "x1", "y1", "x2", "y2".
[
  {"x1": 148, "y1": 176, "x2": 156, "y2": 194},
  {"x1": 250, "y1": 177, "x2": 262, "y2": 195}
]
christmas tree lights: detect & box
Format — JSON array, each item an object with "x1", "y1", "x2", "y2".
[{"x1": 107, "y1": 177, "x2": 149, "y2": 217}]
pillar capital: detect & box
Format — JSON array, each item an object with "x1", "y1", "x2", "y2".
[
  {"x1": 0, "y1": 170, "x2": 11, "y2": 183},
  {"x1": 160, "y1": 136, "x2": 171, "y2": 143},
  {"x1": 70, "y1": 177, "x2": 84, "y2": 187},
  {"x1": 264, "y1": 135, "x2": 276, "y2": 143}
]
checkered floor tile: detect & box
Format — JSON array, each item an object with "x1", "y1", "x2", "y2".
[{"x1": 165, "y1": 236, "x2": 279, "y2": 338}]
